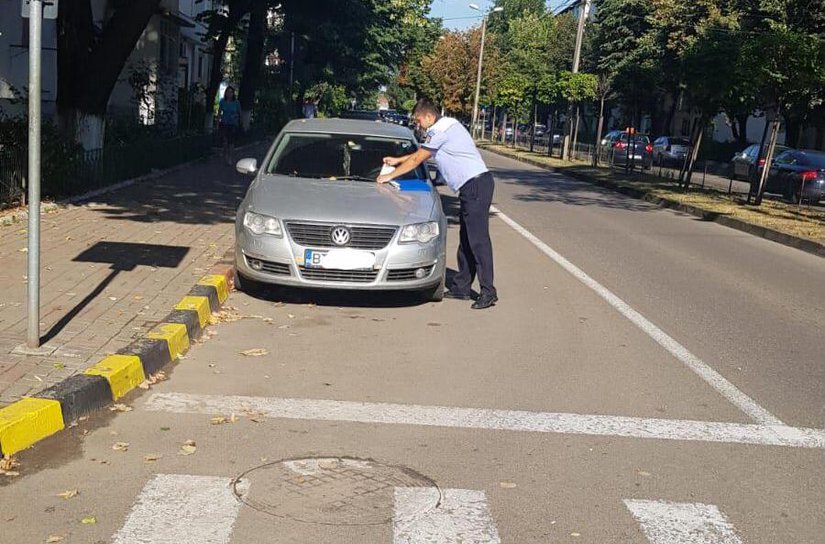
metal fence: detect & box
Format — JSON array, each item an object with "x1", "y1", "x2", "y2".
[{"x1": 0, "y1": 133, "x2": 215, "y2": 209}]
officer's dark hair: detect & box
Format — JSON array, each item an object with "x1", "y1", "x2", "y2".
[{"x1": 413, "y1": 98, "x2": 440, "y2": 119}]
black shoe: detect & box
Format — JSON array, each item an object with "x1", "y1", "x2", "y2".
[
  {"x1": 444, "y1": 290, "x2": 472, "y2": 301},
  {"x1": 471, "y1": 294, "x2": 498, "y2": 310}
]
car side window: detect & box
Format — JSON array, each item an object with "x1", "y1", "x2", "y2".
[
  {"x1": 747, "y1": 145, "x2": 759, "y2": 159},
  {"x1": 774, "y1": 152, "x2": 794, "y2": 165}
]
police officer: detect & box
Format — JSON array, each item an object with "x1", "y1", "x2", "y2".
[{"x1": 377, "y1": 99, "x2": 497, "y2": 310}]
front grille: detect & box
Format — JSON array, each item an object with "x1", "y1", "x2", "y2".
[
  {"x1": 247, "y1": 256, "x2": 291, "y2": 276},
  {"x1": 386, "y1": 265, "x2": 435, "y2": 281},
  {"x1": 298, "y1": 267, "x2": 378, "y2": 283},
  {"x1": 286, "y1": 222, "x2": 397, "y2": 250}
]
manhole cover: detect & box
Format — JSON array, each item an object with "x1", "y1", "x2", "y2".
[{"x1": 233, "y1": 456, "x2": 441, "y2": 526}]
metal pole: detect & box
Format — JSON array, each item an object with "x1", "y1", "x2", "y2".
[
  {"x1": 27, "y1": 0, "x2": 43, "y2": 349},
  {"x1": 471, "y1": 15, "x2": 487, "y2": 140},
  {"x1": 563, "y1": 0, "x2": 591, "y2": 161},
  {"x1": 289, "y1": 31, "x2": 295, "y2": 90}
]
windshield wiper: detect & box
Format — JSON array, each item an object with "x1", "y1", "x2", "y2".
[{"x1": 333, "y1": 175, "x2": 376, "y2": 182}]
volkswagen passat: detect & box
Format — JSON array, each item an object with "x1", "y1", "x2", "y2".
[{"x1": 234, "y1": 119, "x2": 447, "y2": 301}]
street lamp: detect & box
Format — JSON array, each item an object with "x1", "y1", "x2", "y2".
[{"x1": 469, "y1": 3, "x2": 503, "y2": 139}]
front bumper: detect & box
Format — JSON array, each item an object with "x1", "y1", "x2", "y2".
[{"x1": 235, "y1": 226, "x2": 445, "y2": 291}]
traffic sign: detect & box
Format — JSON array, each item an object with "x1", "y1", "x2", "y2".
[{"x1": 21, "y1": 0, "x2": 58, "y2": 19}]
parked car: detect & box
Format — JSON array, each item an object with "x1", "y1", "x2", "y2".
[
  {"x1": 652, "y1": 136, "x2": 691, "y2": 166},
  {"x1": 339, "y1": 109, "x2": 382, "y2": 121},
  {"x1": 729, "y1": 143, "x2": 790, "y2": 183},
  {"x1": 233, "y1": 118, "x2": 447, "y2": 301},
  {"x1": 532, "y1": 124, "x2": 547, "y2": 141},
  {"x1": 600, "y1": 130, "x2": 653, "y2": 169},
  {"x1": 765, "y1": 149, "x2": 825, "y2": 204}
]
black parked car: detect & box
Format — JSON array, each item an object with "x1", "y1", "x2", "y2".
[
  {"x1": 600, "y1": 130, "x2": 653, "y2": 170},
  {"x1": 729, "y1": 143, "x2": 790, "y2": 183},
  {"x1": 765, "y1": 149, "x2": 825, "y2": 204}
]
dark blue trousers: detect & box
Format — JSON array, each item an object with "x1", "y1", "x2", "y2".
[{"x1": 451, "y1": 172, "x2": 497, "y2": 298}]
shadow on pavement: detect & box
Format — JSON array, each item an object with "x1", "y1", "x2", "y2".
[
  {"x1": 41, "y1": 242, "x2": 190, "y2": 344},
  {"x1": 491, "y1": 167, "x2": 658, "y2": 212}
]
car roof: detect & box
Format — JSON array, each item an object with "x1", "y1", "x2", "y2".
[{"x1": 282, "y1": 118, "x2": 414, "y2": 139}]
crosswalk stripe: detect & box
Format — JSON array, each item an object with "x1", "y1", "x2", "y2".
[
  {"x1": 625, "y1": 499, "x2": 743, "y2": 544},
  {"x1": 112, "y1": 474, "x2": 246, "y2": 544},
  {"x1": 394, "y1": 487, "x2": 501, "y2": 544},
  {"x1": 143, "y1": 392, "x2": 825, "y2": 449}
]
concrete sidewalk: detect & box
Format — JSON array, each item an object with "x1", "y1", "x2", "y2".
[{"x1": 0, "y1": 151, "x2": 257, "y2": 407}]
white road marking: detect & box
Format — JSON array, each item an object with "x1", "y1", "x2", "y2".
[
  {"x1": 490, "y1": 204, "x2": 783, "y2": 427},
  {"x1": 394, "y1": 487, "x2": 501, "y2": 544},
  {"x1": 143, "y1": 392, "x2": 825, "y2": 449},
  {"x1": 112, "y1": 474, "x2": 247, "y2": 544},
  {"x1": 625, "y1": 499, "x2": 743, "y2": 543}
]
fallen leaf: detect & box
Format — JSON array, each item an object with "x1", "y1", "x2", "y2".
[
  {"x1": 52, "y1": 362, "x2": 65, "y2": 369},
  {"x1": 273, "y1": 302, "x2": 285, "y2": 308},
  {"x1": 287, "y1": 314, "x2": 295, "y2": 319},
  {"x1": 318, "y1": 460, "x2": 339, "y2": 470},
  {"x1": 80, "y1": 516, "x2": 96, "y2": 525},
  {"x1": 0, "y1": 457, "x2": 19, "y2": 471},
  {"x1": 109, "y1": 404, "x2": 132, "y2": 413},
  {"x1": 499, "y1": 481, "x2": 517, "y2": 489},
  {"x1": 0, "y1": 470, "x2": 20, "y2": 477},
  {"x1": 18, "y1": 247, "x2": 28, "y2": 253},
  {"x1": 637, "y1": 471, "x2": 651, "y2": 477},
  {"x1": 179, "y1": 440, "x2": 197, "y2": 456},
  {"x1": 108, "y1": 297, "x2": 118, "y2": 301},
  {"x1": 160, "y1": 427, "x2": 171, "y2": 431},
  {"x1": 133, "y1": 295, "x2": 144, "y2": 301},
  {"x1": 571, "y1": 533, "x2": 581, "y2": 537},
  {"x1": 56, "y1": 489, "x2": 79, "y2": 500},
  {"x1": 240, "y1": 348, "x2": 269, "y2": 357},
  {"x1": 112, "y1": 442, "x2": 130, "y2": 452},
  {"x1": 143, "y1": 454, "x2": 162, "y2": 463},
  {"x1": 138, "y1": 371, "x2": 167, "y2": 389},
  {"x1": 46, "y1": 536, "x2": 64, "y2": 543}
]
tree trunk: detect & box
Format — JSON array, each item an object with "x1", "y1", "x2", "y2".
[
  {"x1": 501, "y1": 112, "x2": 507, "y2": 144},
  {"x1": 735, "y1": 113, "x2": 749, "y2": 145},
  {"x1": 571, "y1": 105, "x2": 581, "y2": 160},
  {"x1": 755, "y1": 110, "x2": 782, "y2": 206},
  {"x1": 490, "y1": 106, "x2": 497, "y2": 142},
  {"x1": 57, "y1": 0, "x2": 162, "y2": 149},
  {"x1": 529, "y1": 95, "x2": 537, "y2": 153},
  {"x1": 238, "y1": 0, "x2": 267, "y2": 131},
  {"x1": 784, "y1": 114, "x2": 802, "y2": 149},
  {"x1": 664, "y1": 95, "x2": 678, "y2": 136},
  {"x1": 682, "y1": 114, "x2": 707, "y2": 191},
  {"x1": 593, "y1": 95, "x2": 606, "y2": 166}
]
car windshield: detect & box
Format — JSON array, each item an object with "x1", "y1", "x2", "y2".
[
  {"x1": 266, "y1": 133, "x2": 425, "y2": 180},
  {"x1": 671, "y1": 138, "x2": 690, "y2": 146}
]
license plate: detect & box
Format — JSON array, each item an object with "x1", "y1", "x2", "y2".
[{"x1": 304, "y1": 249, "x2": 376, "y2": 270}]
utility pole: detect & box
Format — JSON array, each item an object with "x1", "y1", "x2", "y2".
[
  {"x1": 469, "y1": 4, "x2": 503, "y2": 140},
  {"x1": 289, "y1": 31, "x2": 295, "y2": 90},
  {"x1": 563, "y1": 0, "x2": 591, "y2": 161}
]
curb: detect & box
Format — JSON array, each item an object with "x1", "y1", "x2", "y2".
[
  {"x1": 481, "y1": 145, "x2": 825, "y2": 259},
  {"x1": 0, "y1": 259, "x2": 235, "y2": 457},
  {"x1": 0, "y1": 139, "x2": 265, "y2": 226}
]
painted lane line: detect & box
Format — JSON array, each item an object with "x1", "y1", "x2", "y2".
[
  {"x1": 112, "y1": 474, "x2": 247, "y2": 544},
  {"x1": 394, "y1": 487, "x2": 501, "y2": 544},
  {"x1": 143, "y1": 393, "x2": 825, "y2": 449},
  {"x1": 490, "y1": 204, "x2": 782, "y2": 427},
  {"x1": 625, "y1": 499, "x2": 743, "y2": 544}
]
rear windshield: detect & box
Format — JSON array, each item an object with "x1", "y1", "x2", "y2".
[
  {"x1": 266, "y1": 133, "x2": 425, "y2": 180},
  {"x1": 619, "y1": 134, "x2": 651, "y2": 145},
  {"x1": 801, "y1": 152, "x2": 825, "y2": 169},
  {"x1": 670, "y1": 138, "x2": 690, "y2": 146}
]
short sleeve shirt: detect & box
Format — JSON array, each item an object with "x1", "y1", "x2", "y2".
[
  {"x1": 219, "y1": 99, "x2": 241, "y2": 126},
  {"x1": 421, "y1": 117, "x2": 488, "y2": 193}
]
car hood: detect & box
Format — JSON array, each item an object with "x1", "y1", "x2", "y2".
[{"x1": 243, "y1": 174, "x2": 437, "y2": 226}]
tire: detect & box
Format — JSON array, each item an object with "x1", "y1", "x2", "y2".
[
  {"x1": 423, "y1": 276, "x2": 445, "y2": 302},
  {"x1": 234, "y1": 270, "x2": 262, "y2": 295}
]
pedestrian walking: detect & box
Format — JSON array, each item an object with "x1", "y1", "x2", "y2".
[
  {"x1": 218, "y1": 86, "x2": 240, "y2": 165},
  {"x1": 377, "y1": 98, "x2": 497, "y2": 309}
]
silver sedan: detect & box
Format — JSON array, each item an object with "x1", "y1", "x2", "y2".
[{"x1": 233, "y1": 119, "x2": 447, "y2": 301}]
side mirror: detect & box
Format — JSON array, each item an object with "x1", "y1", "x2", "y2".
[
  {"x1": 236, "y1": 158, "x2": 258, "y2": 176},
  {"x1": 427, "y1": 164, "x2": 443, "y2": 185}
]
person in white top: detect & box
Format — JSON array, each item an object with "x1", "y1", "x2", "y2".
[{"x1": 377, "y1": 99, "x2": 497, "y2": 309}]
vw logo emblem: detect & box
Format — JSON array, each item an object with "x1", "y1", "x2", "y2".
[{"x1": 330, "y1": 226, "x2": 351, "y2": 246}]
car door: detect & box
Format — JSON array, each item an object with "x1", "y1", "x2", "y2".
[
  {"x1": 737, "y1": 145, "x2": 756, "y2": 179},
  {"x1": 766, "y1": 151, "x2": 795, "y2": 194}
]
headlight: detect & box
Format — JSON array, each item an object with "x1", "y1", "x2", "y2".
[
  {"x1": 399, "y1": 222, "x2": 439, "y2": 244},
  {"x1": 243, "y1": 211, "x2": 283, "y2": 237}
]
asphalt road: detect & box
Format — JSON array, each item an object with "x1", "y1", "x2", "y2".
[{"x1": 1, "y1": 150, "x2": 823, "y2": 543}]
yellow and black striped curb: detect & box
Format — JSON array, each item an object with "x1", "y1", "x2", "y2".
[{"x1": 0, "y1": 266, "x2": 234, "y2": 457}]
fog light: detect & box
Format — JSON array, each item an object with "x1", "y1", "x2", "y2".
[
  {"x1": 414, "y1": 268, "x2": 427, "y2": 279},
  {"x1": 249, "y1": 259, "x2": 263, "y2": 271}
]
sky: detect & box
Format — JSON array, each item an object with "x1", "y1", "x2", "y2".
[{"x1": 430, "y1": 0, "x2": 573, "y2": 30}]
